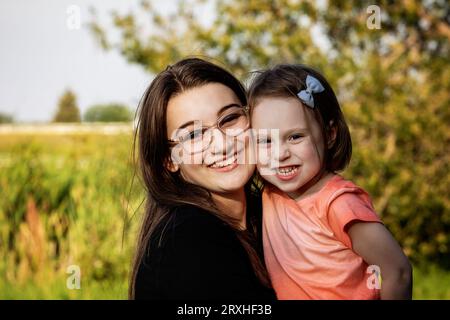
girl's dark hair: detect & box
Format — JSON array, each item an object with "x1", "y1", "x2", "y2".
[
  {"x1": 129, "y1": 57, "x2": 271, "y2": 299},
  {"x1": 247, "y1": 64, "x2": 352, "y2": 172}
]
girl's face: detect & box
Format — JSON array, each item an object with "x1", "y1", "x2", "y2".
[
  {"x1": 251, "y1": 96, "x2": 326, "y2": 200},
  {"x1": 166, "y1": 82, "x2": 255, "y2": 195}
]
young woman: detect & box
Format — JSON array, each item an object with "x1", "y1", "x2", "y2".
[{"x1": 129, "y1": 58, "x2": 276, "y2": 300}]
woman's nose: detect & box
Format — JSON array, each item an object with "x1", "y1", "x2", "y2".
[{"x1": 209, "y1": 128, "x2": 234, "y2": 155}]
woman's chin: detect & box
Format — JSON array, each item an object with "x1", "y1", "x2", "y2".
[{"x1": 211, "y1": 164, "x2": 254, "y2": 190}]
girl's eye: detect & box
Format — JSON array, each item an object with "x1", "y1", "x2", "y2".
[{"x1": 288, "y1": 134, "x2": 304, "y2": 142}]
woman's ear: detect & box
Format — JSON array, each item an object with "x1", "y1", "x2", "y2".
[
  {"x1": 327, "y1": 120, "x2": 337, "y2": 149},
  {"x1": 165, "y1": 157, "x2": 179, "y2": 173}
]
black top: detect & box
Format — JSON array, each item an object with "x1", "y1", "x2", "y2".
[{"x1": 134, "y1": 204, "x2": 276, "y2": 300}]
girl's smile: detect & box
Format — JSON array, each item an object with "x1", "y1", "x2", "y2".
[{"x1": 275, "y1": 165, "x2": 300, "y2": 181}]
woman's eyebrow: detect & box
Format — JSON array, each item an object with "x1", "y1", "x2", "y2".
[
  {"x1": 177, "y1": 120, "x2": 197, "y2": 130},
  {"x1": 217, "y1": 103, "x2": 242, "y2": 116}
]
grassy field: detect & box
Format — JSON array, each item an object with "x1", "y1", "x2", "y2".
[{"x1": 0, "y1": 126, "x2": 449, "y2": 299}]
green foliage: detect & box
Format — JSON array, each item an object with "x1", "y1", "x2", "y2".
[
  {"x1": 90, "y1": 0, "x2": 450, "y2": 267},
  {"x1": 53, "y1": 90, "x2": 81, "y2": 123},
  {"x1": 84, "y1": 104, "x2": 133, "y2": 122},
  {"x1": 0, "y1": 112, "x2": 13, "y2": 124},
  {"x1": 0, "y1": 133, "x2": 449, "y2": 299},
  {"x1": 0, "y1": 133, "x2": 143, "y2": 298}
]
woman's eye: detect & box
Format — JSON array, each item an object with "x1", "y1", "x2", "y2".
[
  {"x1": 181, "y1": 129, "x2": 203, "y2": 142},
  {"x1": 257, "y1": 137, "x2": 271, "y2": 144},
  {"x1": 191, "y1": 129, "x2": 204, "y2": 139},
  {"x1": 220, "y1": 113, "x2": 241, "y2": 127}
]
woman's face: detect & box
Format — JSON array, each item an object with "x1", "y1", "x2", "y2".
[{"x1": 166, "y1": 82, "x2": 255, "y2": 195}]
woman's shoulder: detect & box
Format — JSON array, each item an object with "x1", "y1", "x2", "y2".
[
  {"x1": 169, "y1": 205, "x2": 230, "y2": 231},
  {"x1": 151, "y1": 205, "x2": 235, "y2": 249},
  {"x1": 137, "y1": 204, "x2": 275, "y2": 300}
]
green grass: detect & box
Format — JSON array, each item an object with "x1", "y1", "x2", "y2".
[
  {"x1": 1, "y1": 264, "x2": 449, "y2": 299},
  {"x1": 413, "y1": 264, "x2": 450, "y2": 299},
  {"x1": 0, "y1": 129, "x2": 449, "y2": 300},
  {"x1": 0, "y1": 278, "x2": 128, "y2": 300}
]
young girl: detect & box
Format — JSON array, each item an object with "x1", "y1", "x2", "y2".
[{"x1": 248, "y1": 64, "x2": 412, "y2": 300}]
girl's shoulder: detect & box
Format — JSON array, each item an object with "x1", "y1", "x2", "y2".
[
  {"x1": 318, "y1": 175, "x2": 380, "y2": 229},
  {"x1": 290, "y1": 174, "x2": 374, "y2": 218},
  {"x1": 322, "y1": 174, "x2": 373, "y2": 208}
]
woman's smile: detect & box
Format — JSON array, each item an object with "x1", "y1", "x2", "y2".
[{"x1": 208, "y1": 154, "x2": 239, "y2": 171}]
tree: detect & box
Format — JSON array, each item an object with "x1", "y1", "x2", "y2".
[
  {"x1": 0, "y1": 112, "x2": 13, "y2": 124},
  {"x1": 90, "y1": 1, "x2": 450, "y2": 266},
  {"x1": 84, "y1": 104, "x2": 132, "y2": 122},
  {"x1": 53, "y1": 90, "x2": 81, "y2": 123}
]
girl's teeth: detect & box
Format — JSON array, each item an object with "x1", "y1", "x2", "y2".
[
  {"x1": 277, "y1": 166, "x2": 298, "y2": 175},
  {"x1": 210, "y1": 155, "x2": 237, "y2": 168}
]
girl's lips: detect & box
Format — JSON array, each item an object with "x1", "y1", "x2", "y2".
[{"x1": 275, "y1": 165, "x2": 300, "y2": 181}]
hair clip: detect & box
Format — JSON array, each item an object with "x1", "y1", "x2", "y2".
[{"x1": 297, "y1": 75, "x2": 325, "y2": 108}]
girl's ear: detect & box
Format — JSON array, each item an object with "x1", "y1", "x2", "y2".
[{"x1": 327, "y1": 120, "x2": 337, "y2": 149}]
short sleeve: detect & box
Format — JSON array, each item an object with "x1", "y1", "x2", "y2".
[{"x1": 327, "y1": 189, "x2": 382, "y2": 249}]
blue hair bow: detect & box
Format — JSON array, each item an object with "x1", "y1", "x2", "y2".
[{"x1": 297, "y1": 75, "x2": 325, "y2": 108}]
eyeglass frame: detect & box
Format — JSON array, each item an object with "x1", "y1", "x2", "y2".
[{"x1": 167, "y1": 104, "x2": 250, "y2": 153}]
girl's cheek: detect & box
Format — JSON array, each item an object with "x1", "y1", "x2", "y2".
[
  {"x1": 256, "y1": 146, "x2": 272, "y2": 167},
  {"x1": 300, "y1": 140, "x2": 322, "y2": 162}
]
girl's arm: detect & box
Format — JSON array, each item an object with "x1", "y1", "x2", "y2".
[{"x1": 347, "y1": 222, "x2": 413, "y2": 299}]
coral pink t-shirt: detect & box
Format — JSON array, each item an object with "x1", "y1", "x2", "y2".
[{"x1": 262, "y1": 174, "x2": 382, "y2": 300}]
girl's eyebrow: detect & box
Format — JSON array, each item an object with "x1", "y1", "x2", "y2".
[{"x1": 288, "y1": 127, "x2": 309, "y2": 132}]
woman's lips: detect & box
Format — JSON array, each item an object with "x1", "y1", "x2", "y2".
[{"x1": 208, "y1": 154, "x2": 239, "y2": 172}]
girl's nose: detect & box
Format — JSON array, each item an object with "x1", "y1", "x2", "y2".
[{"x1": 273, "y1": 143, "x2": 290, "y2": 162}]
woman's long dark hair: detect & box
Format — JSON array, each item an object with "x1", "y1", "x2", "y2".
[{"x1": 129, "y1": 58, "x2": 271, "y2": 298}]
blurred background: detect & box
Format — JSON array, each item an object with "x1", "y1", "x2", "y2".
[{"x1": 0, "y1": 0, "x2": 448, "y2": 299}]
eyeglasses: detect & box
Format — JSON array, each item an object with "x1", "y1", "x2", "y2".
[{"x1": 168, "y1": 104, "x2": 250, "y2": 154}]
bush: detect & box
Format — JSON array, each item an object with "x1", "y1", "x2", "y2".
[{"x1": 84, "y1": 104, "x2": 132, "y2": 122}]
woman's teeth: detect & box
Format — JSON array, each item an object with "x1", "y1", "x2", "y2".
[
  {"x1": 210, "y1": 154, "x2": 237, "y2": 168},
  {"x1": 276, "y1": 166, "x2": 298, "y2": 176}
]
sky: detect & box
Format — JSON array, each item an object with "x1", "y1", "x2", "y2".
[
  {"x1": 0, "y1": 0, "x2": 178, "y2": 122},
  {"x1": 0, "y1": 0, "x2": 328, "y2": 123}
]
